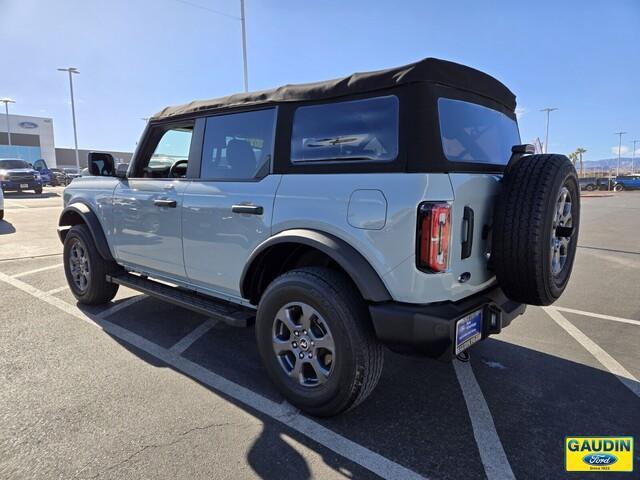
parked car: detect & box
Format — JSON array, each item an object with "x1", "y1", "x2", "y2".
[
  {"x1": 0, "y1": 158, "x2": 44, "y2": 194},
  {"x1": 62, "y1": 167, "x2": 81, "y2": 182},
  {"x1": 578, "y1": 177, "x2": 599, "y2": 191},
  {"x1": 49, "y1": 168, "x2": 70, "y2": 187},
  {"x1": 0, "y1": 186, "x2": 4, "y2": 220},
  {"x1": 32, "y1": 159, "x2": 53, "y2": 185},
  {"x1": 58, "y1": 57, "x2": 580, "y2": 416},
  {"x1": 613, "y1": 175, "x2": 640, "y2": 191}
]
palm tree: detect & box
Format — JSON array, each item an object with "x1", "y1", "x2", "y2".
[
  {"x1": 568, "y1": 151, "x2": 578, "y2": 169},
  {"x1": 576, "y1": 147, "x2": 587, "y2": 177}
]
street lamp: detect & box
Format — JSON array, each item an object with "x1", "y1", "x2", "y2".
[
  {"x1": 632, "y1": 139, "x2": 639, "y2": 175},
  {"x1": 1, "y1": 98, "x2": 16, "y2": 147},
  {"x1": 541, "y1": 107, "x2": 558, "y2": 154},
  {"x1": 614, "y1": 131, "x2": 627, "y2": 177},
  {"x1": 57, "y1": 67, "x2": 81, "y2": 172}
]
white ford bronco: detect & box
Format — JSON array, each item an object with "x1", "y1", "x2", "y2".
[{"x1": 58, "y1": 58, "x2": 580, "y2": 416}]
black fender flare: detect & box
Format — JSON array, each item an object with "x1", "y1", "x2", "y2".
[
  {"x1": 58, "y1": 202, "x2": 115, "y2": 261},
  {"x1": 240, "y1": 229, "x2": 392, "y2": 303}
]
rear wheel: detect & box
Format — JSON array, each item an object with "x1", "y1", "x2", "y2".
[
  {"x1": 34, "y1": 186, "x2": 43, "y2": 194},
  {"x1": 256, "y1": 267, "x2": 384, "y2": 417},
  {"x1": 585, "y1": 184, "x2": 595, "y2": 191},
  {"x1": 614, "y1": 184, "x2": 624, "y2": 192},
  {"x1": 493, "y1": 154, "x2": 580, "y2": 305},
  {"x1": 63, "y1": 224, "x2": 119, "y2": 304}
]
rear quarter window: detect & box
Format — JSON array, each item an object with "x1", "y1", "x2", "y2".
[
  {"x1": 290, "y1": 95, "x2": 399, "y2": 164},
  {"x1": 438, "y1": 98, "x2": 520, "y2": 165}
]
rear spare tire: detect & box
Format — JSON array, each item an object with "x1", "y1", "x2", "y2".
[{"x1": 492, "y1": 154, "x2": 580, "y2": 306}]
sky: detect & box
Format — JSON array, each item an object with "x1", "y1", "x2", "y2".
[{"x1": 1, "y1": 0, "x2": 639, "y2": 161}]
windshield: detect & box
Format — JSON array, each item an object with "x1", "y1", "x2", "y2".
[
  {"x1": 438, "y1": 98, "x2": 520, "y2": 165},
  {"x1": 0, "y1": 159, "x2": 30, "y2": 169}
]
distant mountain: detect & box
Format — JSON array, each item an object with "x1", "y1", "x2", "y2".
[{"x1": 581, "y1": 157, "x2": 637, "y2": 173}]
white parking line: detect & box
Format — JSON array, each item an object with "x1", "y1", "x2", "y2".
[
  {"x1": 169, "y1": 319, "x2": 218, "y2": 354},
  {"x1": 43, "y1": 285, "x2": 69, "y2": 296},
  {"x1": 543, "y1": 307, "x2": 640, "y2": 399},
  {"x1": 11, "y1": 263, "x2": 62, "y2": 278},
  {"x1": 553, "y1": 306, "x2": 640, "y2": 327},
  {"x1": 0, "y1": 271, "x2": 426, "y2": 480},
  {"x1": 96, "y1": 295, "x2": 146, "y2": 320},
  {"x1": 453, "y1": 361, "x2": 516, "y2": 480}
]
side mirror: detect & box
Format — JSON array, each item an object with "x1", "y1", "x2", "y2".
[
  {"x1": 87, "y1": 152, "x2": 115, "y2": 177},
  {"x1": 115, "y1": 163, "x2": 129, "y2": 179}
]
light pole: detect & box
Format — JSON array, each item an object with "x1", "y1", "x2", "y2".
[
  {"x1": 614, "y1": 131, "x2": 627, "y2": 177},
  {"x1": 1, "y1": 98, "x2": 16, "y2": 147},
  {"x1": 57, "y1": 67, "x2": 81, "y2": 171},
  {"x1": 240, "y1": 0, "x2": 248, "y2": 92},
  {"x1": 541, "y1": 107, "x2": 558, "y2": 154},
  {"x1": 632, "y1": 139, "x2": 639, "y2": 174}
]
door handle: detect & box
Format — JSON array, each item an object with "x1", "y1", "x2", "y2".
[
  {"x1": 154, "y1": 199, "x2": 177, "y2": 208},
  {"x1": 231, "y1": 204, "x2": 263, "y2": 215}
]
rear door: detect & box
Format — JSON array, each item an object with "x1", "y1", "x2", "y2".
[
  {"x1": 182, "y1": 108, "x2": 280, "y2": 300},
  {"x1": 112, "y1": 122, "x2": 195, "y2": 280}
]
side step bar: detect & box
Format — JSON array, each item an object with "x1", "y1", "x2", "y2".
[{"x1": 106, "y1": 273, "x2": 255, "y2": 328}]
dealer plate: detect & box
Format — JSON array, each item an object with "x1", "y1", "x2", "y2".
[
  {"x1": 455, "y1": 309, "x2": 482, "y2": 355},
  {"x1": 20, "y1": 183, "x2": 28, "y2": 189}
]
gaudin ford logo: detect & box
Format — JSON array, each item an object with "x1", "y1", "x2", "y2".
[
  {"x1": 565, "y1": 437, "x2": 633, "y2": 472},
  {"x1": 18, "y1": 121, "x2": 38, "y2": 129}
]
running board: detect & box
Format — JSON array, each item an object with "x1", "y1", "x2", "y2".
[{"x1": 106, "y1": 273, "x2": 255, "y2": 327}]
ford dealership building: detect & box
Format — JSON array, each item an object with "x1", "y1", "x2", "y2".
[{"x1": 0, "y1": 114, "x2": 57, "y2": 167}]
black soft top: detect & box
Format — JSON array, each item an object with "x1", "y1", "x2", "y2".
[{"x1": 151, "y1": 57, "x2": 516, "y2": 121}]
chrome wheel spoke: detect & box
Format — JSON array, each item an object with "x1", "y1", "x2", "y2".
[{"x1": 550, "y1": 186, "x2": 573, "y2": 277}]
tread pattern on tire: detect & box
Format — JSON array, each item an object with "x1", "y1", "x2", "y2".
[
  {"x1": 263, "y1": 266, "x2": 384, "y2": 415},
  {"x1": 64, "y1": 224, "x2": 120, "y2": 305},
  {"x1": 492, "y1": 154, "x2": 579, "y2": 305}
]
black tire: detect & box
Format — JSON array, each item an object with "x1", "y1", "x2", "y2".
[
  {"x1": 256, "y1": 267, "x2": 384, "y2": 417},
  {"x1": 492, "y1": 154, "x2": 580, "y2": 306},
  {"x1": 585, "y1": 184, "x2": 595, "y2": 191},
  {"x1": 63, "y1": 224, "x2": 119, "y2": 305},
  {"x1": 0, "y1": 209, "x2": 3, "y2": 221},
  {"x1": 34, "y1": 186, "x2": 43, "y2": 194},
  {"x1": 614, "y1": 184, "x2": 624, "y2": 192}
]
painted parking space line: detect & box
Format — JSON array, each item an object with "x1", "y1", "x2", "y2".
[
  {"x1": 0, "y1": 252, "x2": 63, "y2": 262},
  {"x1": 543, "y1": 307, "x2": 640, "y2": 399},
  {"x1": 453, "y1": 361, "x2": 516, "y2": 480},
  {"x1": 43, "y1": 285, "x2": 69, "y2": 296},
  {"x1": 169, "y1": 319, "x2": 218, "y2": 354},
  {"x1": 11, "y1": 263, "x2": 62, "y2": 278},
  {"x1": 0, "y1": 271, "x2": 426, "y2": 480},
  {"x1": 96, "y1": 294, "x2": 145, "y2": 320},
  {"x1": 553, "y1": 306, "x2": 640, "y2": 327}
]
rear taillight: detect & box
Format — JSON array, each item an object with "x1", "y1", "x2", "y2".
[{"x1": 417, "y1": 203, "x2": 451, "y2": 272}]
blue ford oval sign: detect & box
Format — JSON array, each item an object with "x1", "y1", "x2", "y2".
[
  {"x1": 582, "y1": 453, "x2": 618, "y2": 466},
  {"x1": 19, "y1": 121, "x2": 38, "y2": 129}
]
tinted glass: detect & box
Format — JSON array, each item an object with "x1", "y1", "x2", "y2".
[
  {"x1": 0, "y1": 159, "x2": 30, "y2": 169},
  {"x1": 201, "y1": 108, "x2": 276, "y2": 180},
  {"x1": 291, "y1": 96, "x2": 399, "y2": 163},
  {"x1": 438, "y1": 98, "x2": 520, "y2": 165}
]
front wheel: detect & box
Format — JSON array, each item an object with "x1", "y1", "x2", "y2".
[
  {"x1": 34, "y1": 186, "x2": 43, "y2": 194},
  {"x1": 256, "y1": 267, "x2": 384, "y2": 417},
  {"x1": 614, "y1": 184, "x2": 624, "y2": 192},
  {"x1": 63, "y1": 224, "x2": 119, "y2": 304}
]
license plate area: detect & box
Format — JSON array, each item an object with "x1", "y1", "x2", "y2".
[
  {"x1": 455, "y1": 309, "x2": 483, "y2": 355},
  {"x1": 20, "y1": 183, "x2": 29, "y2": 189}
]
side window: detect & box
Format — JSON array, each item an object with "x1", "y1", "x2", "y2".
[
  {"x1": 136, "y1": 124, "x2": 194, "y2": 178},
  {"x1": 290, "y1": 95, "x2": 399, "y2": 164},
  {"x1": 201, "y1": 108, "x2": 276, "y2": 180}
]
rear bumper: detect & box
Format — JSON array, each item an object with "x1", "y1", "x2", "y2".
[{"x1": 369, "y1": 286, "x2": 525, "y2": 360}]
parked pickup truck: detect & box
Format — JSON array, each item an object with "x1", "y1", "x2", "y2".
[{"x1": 58, "y1": 58, "x2": 580, "y2": 416}]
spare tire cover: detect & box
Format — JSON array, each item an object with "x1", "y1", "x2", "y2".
[{"x1": 492, "y1": 154, "x2": 580, "y2": 306}]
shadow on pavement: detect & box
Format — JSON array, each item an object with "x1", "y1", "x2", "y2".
[
  {"x1": 3, "y1": 191, "x2": 60, "y2": 199},
  {"x1": 0, "y1": 220, "x2": 16, "y2": 235},
  {"x1": 75, "y1": 297, "x2": 639, "y2": 480}
]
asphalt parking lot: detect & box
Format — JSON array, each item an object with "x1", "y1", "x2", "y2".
[{"x1": 1, "y1": 186, "x2": 638, "y2": 480}]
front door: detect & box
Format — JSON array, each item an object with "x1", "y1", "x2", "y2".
[
  {"x1": 112, "y1": 123, "x2": 195, "y2": 280},
  {"x1": 182, "y1": 108, "x2": 280, "y2": 299}
]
